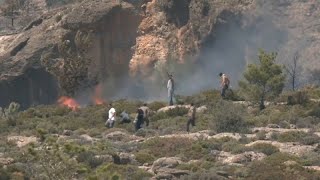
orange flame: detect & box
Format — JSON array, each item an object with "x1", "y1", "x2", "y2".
[
  {"x1": 57, "y1": 96, "x2": 80, "y2": 111},
  {"x1": 93, "y1": 84, "x2": 106, "y2": 105}
]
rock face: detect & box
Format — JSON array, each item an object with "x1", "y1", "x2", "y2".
[
  {"x1": 0, "y1": 0, "x2": 141, "y2": 108},
  {"x1": 0, "y1": 0, "x2": 320, "y2": 108}
]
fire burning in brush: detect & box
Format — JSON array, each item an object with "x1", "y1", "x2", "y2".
[
  {"x1": 57, "y1": 96, "x2": 80, "y2": 111},
  {"x1": 93, "y1": 84, "x2": 106, "y2": 105}
]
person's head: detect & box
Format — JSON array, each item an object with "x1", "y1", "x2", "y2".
[
  {"x1": 109, "y1": 103, "x2": 112, "y2": 107},
  {"x1": 219, "y1": 72, "x2": 223, "y2": 77},
  {"x1": 143, "y1": 103, "x2": 147, "y2": 106},
  {"x1": 169, "y1": 74, "x2": 173, "y2": 79},
  {"x1": 190, "y1": 103, "x2": 194, "y2": 106}
]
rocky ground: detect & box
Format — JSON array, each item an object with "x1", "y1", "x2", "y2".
[{"x1": 1, "y1": 90, "x2": 320, "y2": 179}]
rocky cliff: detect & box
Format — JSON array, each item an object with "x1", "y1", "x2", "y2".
[{"x1": 0, "y1": 0, "x2": 319, "y2": 108}]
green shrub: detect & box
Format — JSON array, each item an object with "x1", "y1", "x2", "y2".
[
  {"x1": 210, "y1": 100, "x2": 249, "y2": 133},
  {"x1": 251, "y1": 143, "x2": 279, "y2": 155},
  {"x1": 93, "y1": 163, "x2": 152, "y2": 180},
  {"x1": 308, "y1": 105, "x2": 320, "y2": 118},
  {"x1": 76, "y1": 151, "x2": 103, "y2": 168},
  {"x1": 135, "y1": 129, "x2": 157, "y2": 138},
  {"x1": 140, "y1": 137, "x2": 215, "y2": 161},
  {"x1": 281, "y1": 91, "x2": 309, "y2": 105},
  {"x1": 270, "y1": 132, "x2": 280, "y2": 141},
  {"x1": 277, "y1": 131, "x2": 316, "y2": 143},
  {"x1": 179, "y1": 90, "x2": 221, "y2": 107},
  {"x1": 148, "y1": 101, "x2": 166, "y2": 111},
  {"x1": 222, "y1": 140, "x2": 250, "y2": 154},
  {"x1": 180, "y1": 171, "x2": 227, "y2": 180},
  {"x1": 134, "y1": 151, "x2": 156, "y2": 165},
  {"x1": 300, "y1": 134, "x2": 320, "y2": 145},
  {"x1": 166, "y1": 107, "x2": 189, "y2": 117},
  {"x1": 301, "y1": 152, "x2": 320, "y2": 166},
  {"x1": 113, "y1": 99, "x2": 143, "y2": 115},
  {"x1": 256, "y1": 130, "x2": 267, "y2": 140},
  {"x1": 246, "y1": 153, "x2": 319, "y2": 180}
]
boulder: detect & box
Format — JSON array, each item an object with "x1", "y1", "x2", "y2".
[
  {"x1": 94, "y1": 155, "x2": 113, "y2": 164},
  {"x1": 246, "y1": 140, "x2": 316, "y2": 157},
  {"x1": 0, "y1": 157, "x2": 14, "y2": 165},
  {"x1": 151, "y1": 157, "x2": 182, "y2": 173},
  {"x1": 62, "y1": 130, "x2": 73, "y2": 136},
  {"x1": 118, "y1": 153, "x2": 137, "y2": 165},
  {"x1": 79, "y1": 134, "x2": 94, "y2": 143},
  {"x1": 7, "y1": 136, "x2": 39, "y2": 148},
  {"x1": 156, "y1": 167, "x2": 190, "y2": 177},
  {"x1": 103, "y1": 131, "x2": 143, "y2": 142},
  {"x1": 219, "y1": 151, "x2": 266, "y2": 164}
]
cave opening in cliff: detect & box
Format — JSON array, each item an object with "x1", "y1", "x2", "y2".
[{"x1": 0, "y1": 68, "x2": 59, "y2": 109}]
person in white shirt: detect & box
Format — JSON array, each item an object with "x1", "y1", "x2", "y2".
[
  {"x1": 105, "y1": 103, "x2": 116, "y2": 128},
  {"x1": 167, "y1": 74, "x2": 174, "y2": 105}
]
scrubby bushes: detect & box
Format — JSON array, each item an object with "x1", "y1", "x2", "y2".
[
  {"x1": 210, "y1": 100, "x2": 249, "y2": 133},
  {"x1": 250, "y1": 143, "x2": 279, "y2": 155},
  {"x1": 276, "y1": 131, "x2": 320, "y2": 145},
  {"x1": 89, "y1": 163, "x2": 152, "y2": 180},
  {"x1": 246, "y1": 153, "x2": 320, "y2": 180}
]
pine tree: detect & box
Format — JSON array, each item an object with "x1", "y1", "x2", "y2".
[{"x1": 239, "y1": 50, "x2": 286, "y2": 110}]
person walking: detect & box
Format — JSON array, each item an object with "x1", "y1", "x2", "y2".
[
  {"x1": 186, "y1": 103, "x2": 196, "y2": 133},
  {"x1": 219, "y1": 72, "x2": 230, "y2": 99},
  {"x1": 105, "y1": 103, "x2": 116, "y2": 128},
  {"x1": 167, "y1": 74, "x2": 175, "y2": 106},
  {"x1": 135, "y1": 108, "x2": 144, "y2": 131},
  {"x1": 140, "y1": 103, "x2": 150, "y2": 127}
]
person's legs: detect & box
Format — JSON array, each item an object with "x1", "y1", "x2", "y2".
[
  {"x1": 145, "y1": 117, "x2": 149, "y2": 127},
  {"x1": 135, "y1": 119, "x2": 142, "y2": 131},
  {"x1": 109, "y1": 120, "x2": 115, "y2": 128},
  {"x1": 191, "y1": 118, "x2": 195, "y2": 127},
  {"x1": 187, "y1": 118, "x2": 192, "y2": 132},
  {"x1": 221, "y1": 85, "x2": 228, "y2": 98},
  {"x1": 169, "y1": 92, "x2": 174, "y2": 105}
]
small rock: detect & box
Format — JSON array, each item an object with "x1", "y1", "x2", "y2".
[
  {"x1": 154, "y1": 173, "x2": 173, "y2": 180},
  {"x1": 80, "y1": 134, "x2": 94, "y2": 143},
  {"x1": 94, "y1": 155, "x2": 113, "y2": 163},
  {"x1": 156, "y1": 167, "x2": 189, "y2": 177},
  {"x1": 289, "y1": 124, "x2": 297, "y2": 129},
  {"x1": 222, "y1": 151, "x2": 266, "y2": 164},
  {"x1": 7, "y1": 136, "x2": 38, "y2": 148},
  {"x1": 217, "y1": 171, "x2": 229, "y2": 178},
  {"x1": 267, "y1": 124, "x2": 281, "y2": 128},
  {"x1": 104, "y1": 131, "x2": 141, "y2": 142},
  {"x1": 0, "y1": 158, "x2": 14, "y2": 165},
  {"x1": 62, "y1": 130, "x2": 73, "y2": 136},
  {"x1": 151, "y1": 157, "x2": 182, "y2": 173},
  {"x1": 119, "y1": 153, "x2": 137, "y2": 165},
  {"x1": 284, "y1": 160, "x2": 298, "y2": 166}
]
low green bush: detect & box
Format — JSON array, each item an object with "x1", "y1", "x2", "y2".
[
  {"x1": 251, "y1": 143, "x2": 279, "y2": 155},
  {"x1": 277, "y1": 131, "x2": 319, "y2": 144},
  {"x1": 222, "y1": 140, "x2": 250, "y2": 154},
  {"x1": 134, "y1": 151, "x2": 156, "y2": 165},
  {"x1": 210, "y1": 100, "x2": 249, "y2": 133},
  {"x1": 246, "y1": 153, "x2": 320, "y2": 180},
  {"x1": 301, "y1": 152, "x2": 320, "y2": 166},
  {"x1": 256, "y1": 130, "x2": 267, "y2": 140},
  {"x1": 91, "y1": 163, "x2": 153, "y2": 180}
]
